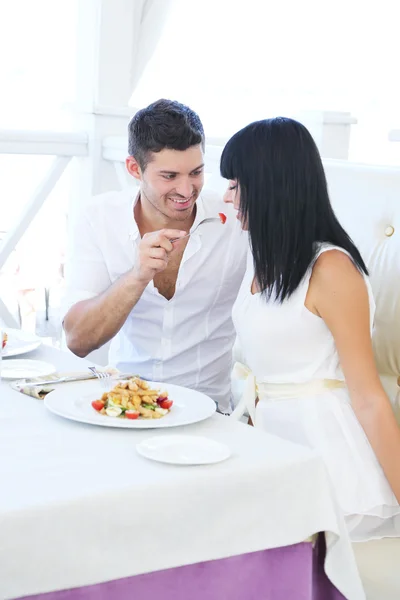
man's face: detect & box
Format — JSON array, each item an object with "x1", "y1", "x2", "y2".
[{"x1": 127, "y1": 145, "x2": 205, "y2": 222}]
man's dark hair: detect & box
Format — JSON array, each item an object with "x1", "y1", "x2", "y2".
[{"x1": 128, "y1": 99, "x2": 205, "y2": 170}]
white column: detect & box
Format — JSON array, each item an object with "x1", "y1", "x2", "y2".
[
  {"x1": 389, "y1": 130, "x2": 400, "y2": 143},
  {"x1": 70, "y1": 0, "x2": 146, "y2": 210},
  {"x1": 294, "y1": 111, "x2": 357, "y2": 160}
]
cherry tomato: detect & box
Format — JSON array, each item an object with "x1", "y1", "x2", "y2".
[
  {"x1": 125, "y1": 410, "x2": 140, "y2": 420},
  {"x1": 158, "y1": 399, "x2": 173, "y2": 410},
  {"x1": 218, "y1": 212, "x2": 227, "y2": 224},
  {"x1": 92, "y1": 400, "x2": 105, "y2": 411}
]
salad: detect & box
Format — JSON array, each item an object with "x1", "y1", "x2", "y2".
[{"x1": 91, "y1": 376, "x2": 173, "y2": 420}]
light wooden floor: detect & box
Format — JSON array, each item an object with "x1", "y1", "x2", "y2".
[{"x1": 353, "y1": 538, "x2": 400, "y2": 599}]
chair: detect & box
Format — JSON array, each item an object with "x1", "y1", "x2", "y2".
[{"x1": 324, "y1": 159, "x2": 400, "y2": 417}]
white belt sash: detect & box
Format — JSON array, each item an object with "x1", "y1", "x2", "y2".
[{"x1": 230, "y1": 362, "x2": 346, "y2": 425}]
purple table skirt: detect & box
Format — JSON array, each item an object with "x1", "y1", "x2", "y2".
[{"x1": 17, "y1": 535, "x2": 345, "y2": 600}]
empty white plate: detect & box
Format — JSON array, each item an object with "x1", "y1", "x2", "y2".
[
  {"x1": 1, "y1": 359, "x2": 56, "y2": 380},
  {"x1": 136, "y1": 434, "x2": 231, "y2": 465}
]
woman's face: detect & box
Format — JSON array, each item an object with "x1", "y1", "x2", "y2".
[{"x1": 223, "y1": 180, "x2": 248, "y2": 230}]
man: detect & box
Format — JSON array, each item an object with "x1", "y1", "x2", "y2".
[{"x1": 63, "y1": 99, "x2": 247, "y2": 413}]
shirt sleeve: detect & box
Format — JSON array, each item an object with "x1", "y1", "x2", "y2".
[{"x1": 61, "y1": 203, "x2": 112, "y2": 318}]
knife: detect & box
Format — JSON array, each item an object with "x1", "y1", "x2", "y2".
[{"x1": 24, "y1": 373, "x2": 141, "y2": 387}]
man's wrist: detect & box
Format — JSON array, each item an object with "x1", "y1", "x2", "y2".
[{"x1": 125, "y1": 269, "x2": 150, "y2": 292}]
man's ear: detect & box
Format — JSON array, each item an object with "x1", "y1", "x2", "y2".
[{"x1": 126, "y1": 156, "x2": 142, "y2": 181}]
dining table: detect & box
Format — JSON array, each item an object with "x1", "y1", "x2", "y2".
[{"x1": 0, "y1": 341, "x2": 365, "y2": 600}]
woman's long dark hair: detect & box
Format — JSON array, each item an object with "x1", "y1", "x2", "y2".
[{"x1": 220, "y1": 117, "x2": 368, "y2": 302}]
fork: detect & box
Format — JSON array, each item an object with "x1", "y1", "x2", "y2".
[
  {"x1": 170, "y1": 217, "x2": 221, "y2": 243},
  {"x1": 88, "y1": 366, "x2": 113, "y2": 391}
]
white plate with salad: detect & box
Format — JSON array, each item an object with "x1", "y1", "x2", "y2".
[
  {"x1": 1, "y1": 328, "x2": 41, "y2": 358},
  {"x1": 44, "y1": 376, "x2": 217, "y2": 429}
]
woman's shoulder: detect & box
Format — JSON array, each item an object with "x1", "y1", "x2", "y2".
[
  {"x1": 311, "y1": 244, "x2": 369, "y2": 296},
  {"x1": 314, "y1": 244, "x2": 356, "y2": 271}
]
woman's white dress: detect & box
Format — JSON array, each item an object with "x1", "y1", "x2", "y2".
[{"x1": 232, "y1": 243, "x2": 400, "y2": 541}]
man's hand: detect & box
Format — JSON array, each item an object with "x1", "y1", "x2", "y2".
[
  {"x1": 64, "y1": 229, "x2": 187, "y2": 358},
  {"x1": 133, "y1": 229, "x2": 187, "y2": 285}
]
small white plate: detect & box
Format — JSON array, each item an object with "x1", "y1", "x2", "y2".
[
  {"x1": 0, "y1": 359, "x2": 56, "y2": 380},
  {"x1": 136, "y1": 434, "x2": 231, "y2": 465},
  {"x1": 2, "y1": 328, "x2": 41, "y2": 358}
]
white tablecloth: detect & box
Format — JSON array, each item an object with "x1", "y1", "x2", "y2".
[{"x1": 0, "y1": 344, "x2": 365, "y2": 599}]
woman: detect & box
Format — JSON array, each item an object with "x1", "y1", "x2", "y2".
[{"x1": 221, "y1": 117, "x2": 400, "y2": 540}]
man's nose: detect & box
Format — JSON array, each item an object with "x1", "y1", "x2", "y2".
[{"x1": 175, "y1": 179, "x2": 194, "y2": 198}]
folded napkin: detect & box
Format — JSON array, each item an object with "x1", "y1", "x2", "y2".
[{"x1": 11, "y1": 367, "x2": 120, "y2": 399}]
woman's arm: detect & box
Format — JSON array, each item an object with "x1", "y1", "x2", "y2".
[{"x1": 309, "y1": 249, "x2": 400, "y2": 502}]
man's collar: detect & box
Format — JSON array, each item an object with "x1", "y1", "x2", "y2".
[
  {"x1": 128, "y1": 190, "x2": 140, "y2": 241},
  {"x1": 191, "y1": 193, "x2": 206, "y2": 230},
  {"x1": 128, "y1": 190, "x2": 210, "y2": 240}
]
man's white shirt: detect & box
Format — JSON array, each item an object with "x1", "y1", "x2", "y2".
[{"x1": 63, "y1": 188, "x2": 247, "y2": 412}]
